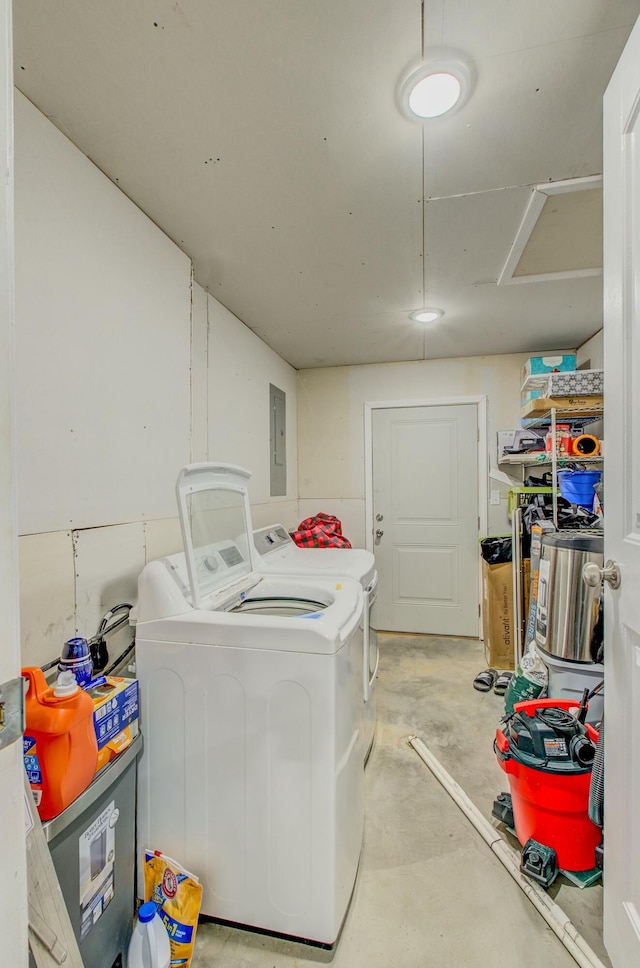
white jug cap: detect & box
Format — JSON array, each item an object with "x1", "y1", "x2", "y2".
[{"x1": 53, "y1": 670, "x2": 80, "y2": 697}]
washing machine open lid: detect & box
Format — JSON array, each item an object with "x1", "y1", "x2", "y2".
[{"x1": 176, "y1": 463, "x2": 258, "y2": 608}]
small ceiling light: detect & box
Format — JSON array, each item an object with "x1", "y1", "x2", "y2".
[
  {"x1": 399, "y1": 48, "x2": 475, "y2": 121},
  {"x1": 410, "y1": 308, "x2": 444, "y2": 324},
  {"x1": 409, "y1": 72, "x2": 461, "y2": 118}
]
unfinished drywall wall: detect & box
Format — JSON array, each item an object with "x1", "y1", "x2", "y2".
[
  {"x1": 14, "y1": 92, "x2": 193, "y2": 663},
  {"x1": 14, "y1": 97, "x2": 298, "y2": 666},
  {"x1": 15, "y1": 93, "x2": 193, "y2": 535},
  {"x1": 207, "y1": 292, "x2": 298, "y2": 522}
]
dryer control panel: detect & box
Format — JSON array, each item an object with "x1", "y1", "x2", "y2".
[{"x1": 253, "y1": 525, "x2": 292, "y2": 557}]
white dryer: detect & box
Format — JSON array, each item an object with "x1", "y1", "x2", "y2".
[
  {"x1": 253, "y1": 524, "x2": 378, "y2": 762},
  {"x1": 135, "y1": 464, "x2": 365, "y2": 946}
]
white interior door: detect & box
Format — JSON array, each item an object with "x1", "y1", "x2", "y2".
[
  {"x1": 371, "y1": 404, "x2": 479, "y2": 636},
  {"x1": 603, "y1": 15, "x2": 640, "y2": 967}
]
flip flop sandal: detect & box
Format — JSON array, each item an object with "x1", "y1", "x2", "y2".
[
  {"x1": 473, "y1": 668, "x2": 498, "y2": 692},
  {"x1": 494, "y1": 671, "x2": 514, "y2": 696}
]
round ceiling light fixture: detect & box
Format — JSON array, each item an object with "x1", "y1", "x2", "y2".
[
  {"x1": 410, "y1": 308, "x2": 444, "y2": 324},
  {"x1": 399, "y1": 49, "x2": 475, "y2": 120}
]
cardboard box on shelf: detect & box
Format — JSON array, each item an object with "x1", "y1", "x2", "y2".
[
  {"x1": 521, "y1": 395, "x2": 603, "y2": 419},
  {"x1": 88, "y1": 676, "x2": 140, "y2": 772},
  {"x1": 524, "y1": 521, "x2": 557, "y2": 647},
  {"x1": 481, "y1": 559, "x2": 515, "y2": 671},
  {"x1": 522, "y1": 558, "x2": 531, "y2": 631}
]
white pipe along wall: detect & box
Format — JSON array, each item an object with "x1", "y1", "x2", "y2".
[{"x1": 408, "y1": 737, "x2": 607, "y2": 968}]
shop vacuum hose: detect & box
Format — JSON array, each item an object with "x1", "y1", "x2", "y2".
[
  {"x1": 588, "y1": 717, "x2": 605, "y2": 829},
  {"x1": 408, "y1": 736, "x2": 607, "y2": 968}
]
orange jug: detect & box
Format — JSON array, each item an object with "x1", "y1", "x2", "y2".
[{"x1": 22, "y1": 666, "x2": 98, "y2": 820}]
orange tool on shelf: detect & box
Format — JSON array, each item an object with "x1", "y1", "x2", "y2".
[{"x1": 572, "y1": 434, "x2": 600, "y2": 457}]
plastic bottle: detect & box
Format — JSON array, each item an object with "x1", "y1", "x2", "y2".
[
  {"x1": 22, "y1": 667, "x2": 98, "y2": 820},
  {"x1": 127, "y1": 902, "x2": 171, "y2": 968},
  {"x1": 545, "y1": 423, "x2": 572, "y2": 456},
  {"x1": 58, "y1": 636, "x2": 93, "y2": 687}
]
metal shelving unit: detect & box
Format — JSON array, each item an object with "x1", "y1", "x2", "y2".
[
  {"x1": 500, "y1": 404, "x2": 603, "y2": 526},
  {"x1": 500, "y1": 453, "x2": 603, "y2": 466},
  {"x1": 503, "y1": 401, "x2": 603, "y2": 661}
]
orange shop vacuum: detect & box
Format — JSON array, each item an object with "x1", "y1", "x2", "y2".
[{"x1": 493, "y1": 697, "x2": 602, "y2": 887}]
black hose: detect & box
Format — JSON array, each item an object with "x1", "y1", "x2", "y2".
[{"x1": 95, "y1": 603, "x2": 133, "y2": 639}]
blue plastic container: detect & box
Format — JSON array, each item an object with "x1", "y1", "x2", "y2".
[{"x1": 557, "y1": 471, "x2": 602, "y2": 511}]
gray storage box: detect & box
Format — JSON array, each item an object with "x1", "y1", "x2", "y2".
[{"x1": 543, "y1": 369, "x2": 603, "y2": 397}]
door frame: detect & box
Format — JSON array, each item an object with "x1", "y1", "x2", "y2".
[
  {"x1": 1, "y1": 0, "x2": 29, "y2": 961},
  {"x1": 364, "y1": 396, "x2": 488, "y2": 639},
  {"x1": 602, "y1": 14, "x2": 640, "y2": 963}
]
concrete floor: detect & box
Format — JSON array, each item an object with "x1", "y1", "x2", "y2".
[{"x1": 191, "y1": 634, "x2": 610, "y2": 968}]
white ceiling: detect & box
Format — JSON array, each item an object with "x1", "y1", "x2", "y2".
[{"x1": 12, "y1": 1, "x2": 640, "y2": 368}]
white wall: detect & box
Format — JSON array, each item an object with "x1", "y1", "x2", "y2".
[
  {"x1": 14, "y1": 97, "x2": 298, "y2": 668},
  {"x1": 191, "y1": 279, "x2": 209, "y2": 463},
  {"x1": 297, "y1": 354, "x2": 532, "y2": 547},
  {"x1": 15, "y1": 93, "x2": 193, "y2": 534},
  {"x1": 577, "y1": 329, "x2": 604, "y2": 368},
  {"x1": 207, "y1": 293, "x2": 299, "y2": 530},
  {"x1": 14, "y1": 92, "x2": 193, "y2": 666},
  {"x1": 576, "y1": 330, "x2": 604, "y2": 439}
]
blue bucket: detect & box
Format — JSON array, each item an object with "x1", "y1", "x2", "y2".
[{"x1": 557, "y1": 470, "x2": 602, "y2": 511}]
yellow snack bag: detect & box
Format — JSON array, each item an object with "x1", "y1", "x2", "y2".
[{"x1": 143, "y1": 850, "x2": 202, "y2": 968}]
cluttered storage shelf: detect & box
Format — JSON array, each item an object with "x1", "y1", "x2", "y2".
[
  {"x1": 500, "y1": 453, "x2": 602, "y2": 466},
  {"x1": 478, "y1": 355, "x2": 606, "y2": 894},
  {"x1": 499, "y1": 359, "x2": 603, "y2": 528},
  {"x1": 497, "y1": 356, "x2": 604, "y2": 664}
]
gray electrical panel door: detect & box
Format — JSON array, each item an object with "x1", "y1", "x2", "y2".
[{"x1": 270, "y1": 384, "x2": 286, "y2": 496}]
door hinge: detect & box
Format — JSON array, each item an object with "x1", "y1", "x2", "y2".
[{"x1": 0, "y1": 677, "x2": 24, "y2": 751}]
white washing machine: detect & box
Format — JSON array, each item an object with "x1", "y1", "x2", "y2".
[
  {"x1": 135, "y1": 464, "x2": 365, "y2": 946},
  {"x1": 253, "y1": 524, "x2": 378, "y2": 762}
]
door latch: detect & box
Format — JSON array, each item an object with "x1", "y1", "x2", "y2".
[{"x1": 0, "y1": 677, "x2": 24, "y2": 751}]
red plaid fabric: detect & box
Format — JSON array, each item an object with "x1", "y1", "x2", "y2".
[{"x1": 292, "y1": 513, "x2": 352, "y2": 549}]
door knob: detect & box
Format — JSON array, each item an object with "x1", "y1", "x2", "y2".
[
  {"x1": 375, "y1": 529, "x2": 384, "y2": 539},
  {"x1": 583, "y1": 559, "x2": 621, "y2": 590}
]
